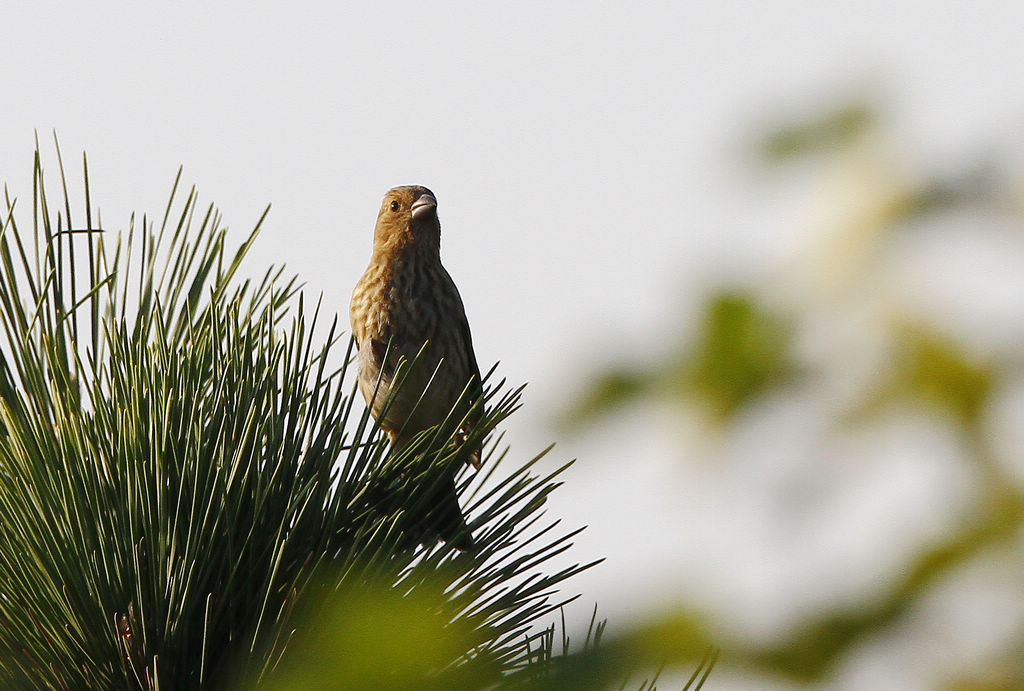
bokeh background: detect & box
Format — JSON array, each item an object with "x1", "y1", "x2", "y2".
[{"x1": 4, "y1": 2, "x2": 1024, "y2": 687}]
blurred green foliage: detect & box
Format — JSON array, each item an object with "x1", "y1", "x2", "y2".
[
  {"x1": 759, "y1": 102, "x2": 875, "y2": 162},
  {"x1": 252, "y1": 579, "x2": 718, "y2": 690},
  {"x1": 678, "y1": 293, "x2": 795, "y2": 422},
  {"x1": 565, "y1": 97, "x2": 1024, "y2": 688},
  {"x1": 890, "y1": 323, "x2": 995, "y2": 426},
  {"x1": 563, "y1": 292, "x2": 796, "y2": 427},
  {"x1": 251, "y1": 575, "x2": 491, "y2": 690}
]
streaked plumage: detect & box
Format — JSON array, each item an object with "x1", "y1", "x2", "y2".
[{"x1": 350, "y1": 185, "x2": 482, "y2": 550}]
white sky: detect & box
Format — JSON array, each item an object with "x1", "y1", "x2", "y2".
[{"x1": 4, "y1": 2, "x2": 1024, "y2": 687}]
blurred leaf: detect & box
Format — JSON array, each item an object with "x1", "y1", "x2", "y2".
[
  {"x1": 562, "y1": 291, "x2": 795, "y2": 430},
  {"x1": 891, "y1": 323, "x2": 994, "y2": 427},
  {"x1": 253, "y1": 575, "x2": 494, "y2": 691},
  {"x1": 890, "y1": 174, "x2": 996, "y2": 222},
  {"x1": 252, "y1": 591, "x2": 719, "y2": 690},
  {"x1": 559, "y1": 368, "x2": 652, "y2": 430},
  {"x1": 677, "y1": 292, "x2": 796, "y2": 422},
  {"x1": 759, "y1": 102, "x2": 875, "y2": 162}
]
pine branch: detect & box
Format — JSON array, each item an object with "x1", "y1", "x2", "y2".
[{"x1": 0, "y1": 144, "x2": 606, "y2": 689}]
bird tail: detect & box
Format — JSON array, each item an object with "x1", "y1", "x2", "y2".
[
  {"x1": 425, "y1": 473, "x2": 474, "y2": 552},
  {"x1": 390, "y1": 431, "x2": 475, "y2": 551}
]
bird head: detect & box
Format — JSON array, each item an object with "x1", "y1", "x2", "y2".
[{"x1": 373, "y1": 185, "x2": 441, "y2": 254}]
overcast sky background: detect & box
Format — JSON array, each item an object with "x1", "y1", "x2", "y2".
[{"x1": 4, "y1": 3, "x2": 1024, "y2": 688}]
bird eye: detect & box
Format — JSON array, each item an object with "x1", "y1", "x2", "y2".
[{"x1": 390, "y1": 200, "x2": 400, "y2": 212}]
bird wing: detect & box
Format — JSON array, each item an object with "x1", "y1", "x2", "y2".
[{"x1": 452, "y1": 301, "x2": 485, "y2": 469}]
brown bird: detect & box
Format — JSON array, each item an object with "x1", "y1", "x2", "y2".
[{"x1": 350, "y1": 185, "x2": 483, "y2": 550}]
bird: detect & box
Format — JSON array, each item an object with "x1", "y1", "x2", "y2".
[{"x1": 350, "y1": 185, "x2": 483, "y2": 550}]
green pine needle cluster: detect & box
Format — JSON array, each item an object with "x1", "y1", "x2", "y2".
[{"x1": 0, "y1": 143, "x2": 598, "y2": 689}]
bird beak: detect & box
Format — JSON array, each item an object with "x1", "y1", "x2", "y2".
[{"x1": 410, "y1": 194, "x2": 438, "y2": 219}]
